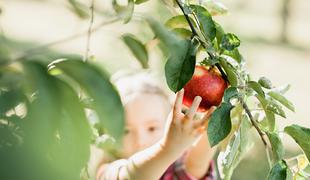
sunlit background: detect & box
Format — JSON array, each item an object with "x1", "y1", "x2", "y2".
[{"x1": 1, "y1": 0, "x2": 309, "y2": 179}]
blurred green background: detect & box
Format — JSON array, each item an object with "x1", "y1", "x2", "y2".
[{"x1": 1, "y1": 0, "x2": 309, "y2": 179}]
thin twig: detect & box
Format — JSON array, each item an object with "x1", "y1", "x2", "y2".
[
  {"x1": 13, "y1": 18, "x2": 119, "y2": 61},
  {"x1": 265, "y1": 147, "x2": 272, "y2": 168},
  {"x1": 240, "y1": 98, "x2": 268, "y2": 146},
  {"x1": 84, "y1": 0, "x2": 95, "y2": 62},
  {"x1": 174, "y1": 0, "x2": 228, "y2": 80}
]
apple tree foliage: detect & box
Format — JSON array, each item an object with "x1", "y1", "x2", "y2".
[
  {"x1": 115, "y1": 0, "x2": 310, "y2": 179},
  {"x1": 0, "y1": 0, "x2": 309, "y2": 180}
]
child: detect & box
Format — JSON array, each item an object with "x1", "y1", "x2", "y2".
[{"x1": 95, "y1": 71, "x2": 216, "y2": 180}]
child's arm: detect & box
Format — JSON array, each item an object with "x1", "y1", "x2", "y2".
[
  {"x1": 97, "y1": 89, "x2": 214, "y2": 180},
  {"x1": 184, "y1": 132, "x2": 216, "y2": 179}
]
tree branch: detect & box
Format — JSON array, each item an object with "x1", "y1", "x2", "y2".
[
  {"x1": 84, "y1": 0, "x2": 95, "y2": 62},
  {"x1": 14, "y1": 18, "x2": 119, "y2": 61},
  {"x1": 239, "y1": 98, "x2": 268, "y2": 146},
  {"x1": 174, "y1": 0, "x2": 227, "y2": 81}
]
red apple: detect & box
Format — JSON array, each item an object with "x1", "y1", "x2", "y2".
[{"x1": 183, "y1": 65, "x2": 228, "y2": 112}]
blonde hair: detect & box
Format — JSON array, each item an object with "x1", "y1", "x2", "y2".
[{"x1": 111, "y1": 69, "x2": 172, "y2": 105}]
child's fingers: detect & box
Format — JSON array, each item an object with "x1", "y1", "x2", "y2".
[
  {"x1": 193, "y1": 106, "x2": 216, "y2": 129},
  {"x1": 181, "y1": 96, "x2": 201, "y2": 131},
  {"x1": 173, "y1": 89, "x2": 184, "y2": 117},
  {"x1": 186, "y1": 96, "x2": 202, "y2": 120}
]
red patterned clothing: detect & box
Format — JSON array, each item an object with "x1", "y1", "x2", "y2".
[{"x1": 160, "y1": 155, "x2": 216, "y2": 180}]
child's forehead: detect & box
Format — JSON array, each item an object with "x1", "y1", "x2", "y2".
[{"x1": 124, "y1": 94, "x2": 170, "y2": 125}]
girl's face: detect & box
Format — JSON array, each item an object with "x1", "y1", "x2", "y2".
[{"x1": 120, "y1": 93, "x2": 171, "y2": 158}]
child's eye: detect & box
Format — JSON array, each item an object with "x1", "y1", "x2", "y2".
[{"x1": 148, "y1": 126, "x2": 157, "y2": 132}]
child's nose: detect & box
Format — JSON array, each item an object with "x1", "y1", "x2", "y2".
[{"x1": 137, "y1": 132, "x2": 148, "y2": 150}]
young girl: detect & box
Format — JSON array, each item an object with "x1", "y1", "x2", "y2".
[{"x1": 94, "y1": 71, "x2": 216, "y2": 180}]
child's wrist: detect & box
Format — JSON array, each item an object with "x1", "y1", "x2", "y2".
[{"x1": 158, "y1": 137, "x2": 187, "y2": 158}]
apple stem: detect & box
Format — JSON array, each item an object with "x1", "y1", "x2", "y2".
[{"x1": 175, "y1": 0, "x2": 228, "y2": 82}]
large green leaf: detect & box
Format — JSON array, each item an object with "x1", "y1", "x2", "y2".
[
  {"x1": 53, "y1": 59, "x2": 125, "y2": 142},
  {"x1": 285, "y1": 124, "x2": 310, "y2": 162},
  {"x1": 219, "y1": 116, "x2": 253, "y2": 180},
  {"x1": 147, "y1": 17, "x2": 188, "y2": 57},
  {"x1": 122, "y1": 33, "x2": 149, "y2": 69},
  {"x1": 0, "y1": 89, "x2": 24, "y2": 115},
  {"x1": 23, "y1": 61, "x2": 61, "y2": 148},
  {"x1": 268, "y1": 91, "x2": 295, "y2": 112},
  {"x1": 267, "y1": 132, "x2": 285, "y2": 164},
  {"x1": 49, "y1": 78, "x2": 91, "y2": 179},
  {"x1": 164, "y1": 39, "x2": 198, "y2": 92},
  {"x1": 208, "y1": 102, "x2": 233, "y2": 147},
  {"x1": 191, "y1": 5, "x2": 216, "y2": 41},
  {"x1": 268, "y1": 160, "x2": 289, "y2": 180}
]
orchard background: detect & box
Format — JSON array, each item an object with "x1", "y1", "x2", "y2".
[{"x1": 0, "y1": 0, "x2": 310, "y2": 180}]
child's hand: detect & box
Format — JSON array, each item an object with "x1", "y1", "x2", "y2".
[{"x1": 160, "y1": 89, "x2": 215, "y2": 155}]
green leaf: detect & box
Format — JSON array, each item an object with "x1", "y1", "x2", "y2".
[
  {"x1": 248, "y1": 81, "x2": 265, "y2": 98},
  {"x1": 23, "y1": 61, "x2": 61, "y2": 148},
  {"x1": 112, "y1": 0, "x2": 134, "y2": 23},
  {"x1": 266, "y1": 99, "x2": 286, "y2": 118},
  {"x1": 191, "y1": 5, "x2": 216, "y2": 41},
  {"x1": 223, "y1": 87, "x2": 238, "y2": 103},
  {"x1": 53, "y1": 59, "x2": 125, "y2": 142},
  {"x1": 256, "y1": 95, "x2": 276, "y2": 131},
  {"x1": 135, "y1": 0, "x2": 149, "y2": 4},
  {"x1": 285, "y1": 124, "x2": 310, "y2": 162},
  {"x1": 220, "y1": 33, "x2": 240, "y2": 51},
  {"x1": 267, "y1": 132, "x2": 285, "y2": 163},
  {"x1": 146, "y1": 18, "x2": 188, "y2": 57},
  {"x1": 67, "y1": 0, "x2": 89, "y2": 19},
  {"x1": 219, "y1": 58, "x2": 238, "y2": 87},
  {"x1": 49, "y1": 78, "x2": 91, "y2": 179},
  {"x1": 165, "y1": 15, "x2": 195, "y2": 30},
  {"x1": 171, "y1": 28, "x2": 192, "y2": 39},
  {"x1": 215, "y1": 22, "x2": 225, "y2": 45},
  {"x1": 268, "y1": 91, "x2": 295, "y2": 112},
  {"x1": 122, "y1": 34, "x2": 149, "y2": 69},
  {"x1": 222, "y1": 48, "x2": 242, "y2": 63},
  {"x1": 0, "y1": 89, "x2": 24, "y2": 115},
  {"x1": 165, "y1": 39, "x2": 199, "y2": 92},
  {"x1": 218, "y1": 115, "x2": 253, "y2": 180},
  {"x1": 268, "y1": 160, "x2": 288, "y2": 180},
  {"x1": 258, "y1": 76, "x2": 273, "y2": 89},
  {"x1": 202, "y1": 0, "x2": 228, "y2": 16},
  {"x1": 208, "y1": 102, "x2": 233, "y2": 147}
]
